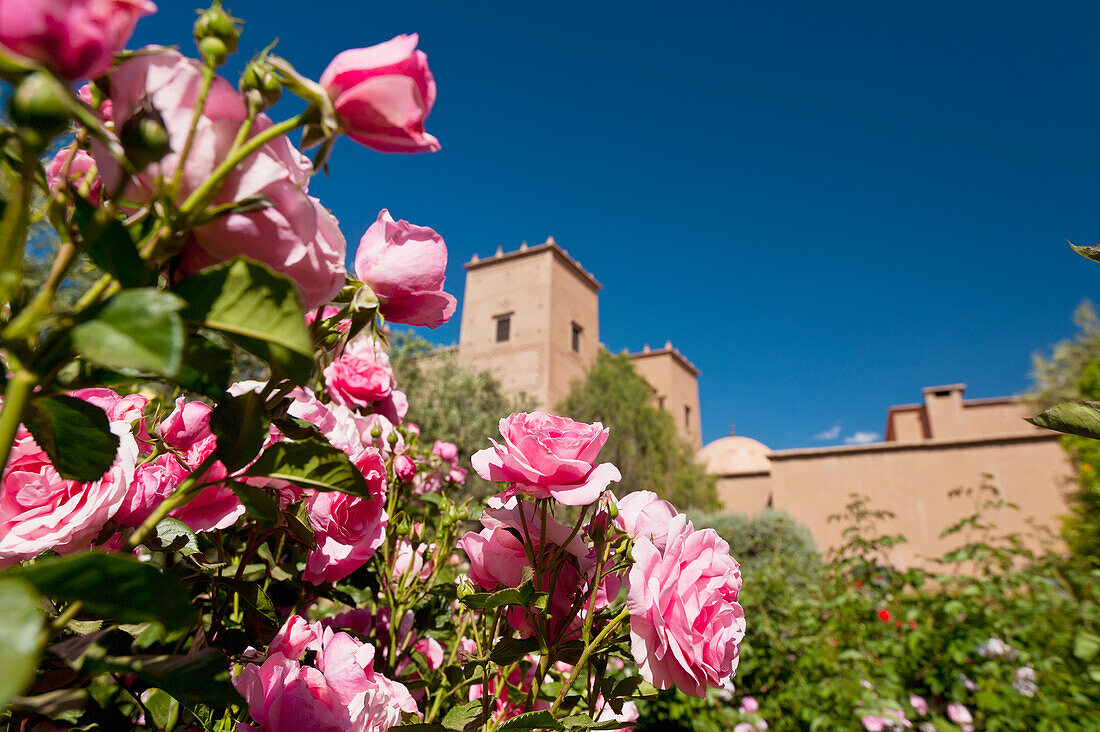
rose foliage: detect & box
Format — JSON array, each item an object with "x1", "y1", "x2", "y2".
[{"x1": 0, "y1": 4, "x2": 745, "y2": 731}]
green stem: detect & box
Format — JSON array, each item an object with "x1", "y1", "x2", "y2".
[
  {"x1": 0, "y1": 153, "x2": 34, "y2": 307},
  {"x1": 549, "y1": 606, "x2": 629, "y2": 714},
  {"x1": 0, "y1": 362, "x2": 38, "y2": 475},
  {"x1": 177, "y1": 111, "x2": 313, "y2": 220},
  {"x1": 170, "y1": 66, "x2": 216, "y2": 198}
]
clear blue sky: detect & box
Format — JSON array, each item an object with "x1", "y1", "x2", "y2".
[{"x1": 133, "y1": 1, "x2": 1099, "y2": 449}]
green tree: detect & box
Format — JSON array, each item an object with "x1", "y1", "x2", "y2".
[
  {"x1": 557, "y1": 349, "x2": 719, "y2": 511},
  {"x1": 1029, "y1": 300, "x2": 1100, "y2": 410},
  {"x1": 388, "y1": 330, "x2": 535, "y2": 498}
]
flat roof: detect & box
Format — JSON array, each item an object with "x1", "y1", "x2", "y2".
[
  {"x1": 768, "y1": 430, "x2": 1058, "y2": 461},
  {"x1": 628, "y1": 343, "x2": 700, "y2": 377},
  {"x1": 464, "y1": 238, "x2": 602, "y2": 292}
]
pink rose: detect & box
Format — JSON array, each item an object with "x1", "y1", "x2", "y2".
[
  {"x1": 739, "y1": 696, "x2": 759, "y2": 714},
  {"x1": 393, "y1": 453, "x2": 416, "y2": 481},
  {"x1": 303, "y1": 450, "x2": 388, "y2": 584},
  {"x1": 447, "y1": 466, "x2": 467, "y2": 485},
  {"x1": 472, "y1": 412, "x2": 622, "y2": 506},
  {"x1": 353, "y1": 210, "x2": 456, "y2": 329},
  {"x1": 234, "y1": 614, "x2": 419, "y2": 732},
  {"x1": 114, "y1": 453, "x2": 184, "y2": 527},
  {"x1": 626, "y1": 515, "x2": 745, "y2": 697},
  {"x1": 613, "y1": 490, "x2": 679, "y2": 551},
  {"x1": 319, "y1": 34, "x2": 440, "y2": 154},
  {"x1": 158, "y1": 397, "x2": 244, "y2": 533},
  {"x1": 46, "y1": 148, "x2": 103, "y2": 203},
  {"x1": 0, "y1": 421, "x2": 138, "y2": 568},
  {"x1": 909, "y1": 695, "x2": 927, "y2": 716},
  {"x1": 0, "y1": 0, "x2": 155, "y2": 80},
  {"x1": 735, "y1": 725, "x2": 756, "y2": 732},
  {"x1": 432, "y1": 440, "x2": 458, "y2": 465},
  {"x1": 92, "y1": 49, "x2": 345, "y2": 308},
  {"x1": 947, "y1": 702, "x2": 973, "y2": 726},
  {"x1": 323, "y1": 354, "x2": 394, "y2": 410}
]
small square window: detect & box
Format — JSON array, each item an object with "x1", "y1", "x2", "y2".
[
  {"x1": 495, "y1": 314, "x2": 511, "y2": 343},
  {"x1": 571, "y1": 322, "x2": 583, "y2": 352},
  {"x1": 658, "y1": 396, "x2": 666, "y2": 410}
]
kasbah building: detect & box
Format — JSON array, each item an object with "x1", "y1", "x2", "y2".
[{"x1": 450, "y1": 237, "x2": 1073, "y2": 567}]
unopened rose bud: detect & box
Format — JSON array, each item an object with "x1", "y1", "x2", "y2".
[
  {"x1": 393, "y1": 454, "x2": 416, "y2": 481},
  {"x1": 369, "y1": 424, "x2": 383, "y2": 439},
  {"x1": 10, "y1": 72, "x2": 70, "y2": 146},
  {"x1": 119, "y1": 105, "x2": 171, "y2": 169},
  {"x1": 241, "y1": 60, "x2": 282, "y2": 110},
  {"x1": 606, "y1": 496, "x2": 619, "y2": 520},
  {"x1": 387, "y1": 429, "x2": 399, "y2": 446},
  {"x1": 455, "y1": 573, "x2": 474, "y2": 599},
  {"x1": 194, "y1": 3, "x2": 239, "y2": 65},
  {"x1": 393, "y1": 514, "x2": 411, "y2": 538}
]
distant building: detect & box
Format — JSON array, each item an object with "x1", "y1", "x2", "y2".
[
  {"x1": 699, "y1": 384, "x2": 1072, "y2": 566},
  {"x1": 451, "y1": 239, "x2": 1070, "y2": 567},
  {"x1": 455, "y1": 238, "x2": 700, "y2": 446}
]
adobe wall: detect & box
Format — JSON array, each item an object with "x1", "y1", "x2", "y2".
[
  {"x1": 546, "y1": 252, "x2": 599, "y2": 410},
  {"x1": 630, "y1": 349, "x2": 703, "y2": 449},
  {"x1": 715, "y1": 473, "x2": 773, "y2": 517},
  {"x1": 767, "y1": 434, "x2": 1072, "y2": 567}
]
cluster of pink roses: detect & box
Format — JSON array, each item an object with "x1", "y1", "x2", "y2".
[{"x1": 460, "y1": 410, "x2": 746, "y2": 699}]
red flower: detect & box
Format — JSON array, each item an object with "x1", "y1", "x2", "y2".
[
  {"x1": 908, "y1": 620, "x2": 918, "y2": 629},
  {"x1": 877, "y1": 609, "x2": 891, "y2": 623}
]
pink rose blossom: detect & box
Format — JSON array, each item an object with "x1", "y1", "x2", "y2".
[
  {"x1": 739, "y1": 696, "x2": 759, "y2": 714},
  {"x1": 0, "y1": 421, "x2": 137, "y2": 568},
  {"x1": 393, "y1": 454, "x2": 416, "y2": 481},
  {"x1": 735, "y1": 725, "x2": 756, "y2": 732},
  {"x1": 947, "y1": 702, "x2": 973, "y2": 726},
  {"x1": 448, "y1": 466, "x2": 467, "y2": 485},
  {"x1": 114, "y1": 453, "x2": 184, "y2": 527},
  {"x1": 234, "y1": 614, "x2": 418, "y2": 732},
  {"x1": 392, "y1": 539, "x2": 432, "y2": 582},
  {"x1": 909, "y1": 695, "x2": 927, "y2": 716},
  {"x1": 0, "y1": 0, "x2": 155, "y2": 80},
  {"x1": 303, "y1": 450, "x2": 388, "y2": 584},
  {"x1": 472, "y1": 411, "x2": 621, "y2": 506},
  {"x1": 594, "y1": 695, "x2": 639, "y2": 732},
  {"x1": 92, "y1": 49, "x2": 345, "y2": 308},
  {"x1": 305, "y1": 305, "x2": 350, "y2": 333},
  {"x1": 613, "y1": 490, "x2": 679, "y2": 551},
  {"x1": 432, "y1": 440, "x2": 458, "y2": 465},
  {"x1": 324, "y1": 354, "x2": 395, "y2": 410},
  {"x1": 353, "y1": 210, "x2": 456, "y2": 329},
  {"x1": 626, "y1": 515, "x2": 745, "y2": 697},
  {"x1": 319, "y1": 34, "x2": 440, "y2": 154},
  {"x1": 158, "y1": 397, "x2": 244, "y2": 533},
  {"x1": 46, "y1": 148, "x2": 103, "y2": 203}
]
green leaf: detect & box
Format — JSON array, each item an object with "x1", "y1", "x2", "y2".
[
  {"x1": 72, "y1": 196, "x2": 156, "y2": 288},
  {"x1": 72, "y1": 288, "x2": 185, "y2": 376},
  {"x1": 24, "y1": 395, "x2": 119, "y2": 482},
  {"x1": 442, "y1": 699, "x2": 488, "y2": 732},
  {"x1": 230, "y1": 481, "x2": 280, "y2": 524},
  {"x1": 6, "y1": 553, "x2": 195, "y2": 630},
  {"x1": 1071, "y1": 242, "x2": 1100, "y2": 264},
  {"x1": 461, "y1": 583, "x2": 535, "y2": 612},
  {"x1": 244, "y1": 437, "x2": 370, "y2": 497},
  {"x1": 84, "y1": 649, "x2": 240, "y2": 707},
  {"x1": 151, "y1": 518, "x2": 200, "y2": 557},
  {"x1": 143, "y1": 688, "x2": 180, "y2": 731},
  {"x1": 0, "y1": 578, "x2": 43, "y2": 711},
  {"x1": 175, "y1": 258, "x2": 313, "y2": 384},
  {"x1": 216, "y1": 579, "x2": 278, "y2": 626},
  {"x1": 281, "y1": 500, "x2": 316, "y2": 548},
  {"x1": 1075, "y1": 629, "x2": 1100, "y2": 661},
  {"x1": 175, "y1": 335, "x2": 233, "y2": 400},
  {"x1": 490, "y1": 636, "x2": 541, "y2": 665},
  {"x1": 612, "y1": 676, "x2": 659, "y2": 699},
  {"x1": 209, "y1": 391, "x2": 269, "y2": 471},
  {"x1": 498, "y1": 711, "x2": 565, "y2": 731},
  {"x1": 1026, "y1": 400, "x2": 1100, "y2": 439}
]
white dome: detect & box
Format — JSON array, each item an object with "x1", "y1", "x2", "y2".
[{"x1": 698, "y1": 435, "x2": 772, "y2": 475}]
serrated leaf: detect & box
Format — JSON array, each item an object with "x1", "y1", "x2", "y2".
[
  {"x1": 498, "y1": 710, "x2": 565, "y2": 731},
  {"x1": 1071, "y1": 242, "x2": 1100, "y2": 263},
  {"x1": 0, "y1": 578, "x2": 43, "y2": 710},
  {"x1": 1027, "y1": 400, "x2": 1100, "y2": 439},
  {"x1": 72, "y1": 196, "x2": 156, "y2": 288},
  {"x1": 175, "y1": 335, "x2": 233, "y2": 400},
  {"x1": 441, "y1": 699, "x2": 487, "y2": 731},
  {"x1": 282, "y1": 500, "x2": 316, "y2": 548},
  {"x1": 151, "y1": 518, "x2": 200, "y2": 556},
  {"x1": 24, "y1": 395, "x2": 119, "y2": 482},
  {"x1": 216, "y1": 579, "x2": 278, "y2": 626},
  {"x1": 244, "y1": 438, "x2": 370, "y2": 497},
  {"x1": 209, "y1": 391, "x2": 269, "y2": 471},
  {"x1": 174, "y1": 258, "x2": 313, "y2": 384},
  {"x1": 72, "y1": 288, "x2": 185, "y2": 376},
  {"x1": 490, "y1": 636, "x2": 540, "y2": 665},
  {"x1": 84, "y1": 649, "x2": 240, "y2": 707},
  {"x1": 231, "y1": 481, "x2": 280, "y2": 523},
  {"x1": 7, "y1": 553, "x2": 195, "y2": 630},
  {"x1": 612, "y1": 676, "x2": 659, "y2": 699}
]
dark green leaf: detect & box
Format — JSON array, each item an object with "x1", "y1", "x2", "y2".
[
  {"x1": 6, "y1": 553, "x2": 195, "y2": 630},
  {"x1": 231, "y1": 481, "x2": 280, "y2": 523},
  {"x1": 461, "y1": 583, "x2": 535, "y2": 612},
  {"x1": 175, "y1": 335, "x2": 233, "y2": 400},
  {"x1": 143, "y1": 688, "x2": 180, "y2": 731},
  {"x1": 244, "y1": 437, "x2": 369, "y2": 497},
  {"x1": 175, "y1": 258, "x2": 313, "y2": 384},
  {"x1": 84, "y1": 649, "x2": 240, "y2": 706},
  {"x1": 442, "y1": 699, "x2": 488, "y2": 732},
  {"x1": 216, "y1": 579, "x2": 277, "y2": 626},
  {"x1": 72, "y1": 196, "x2": 156, "y2": 288},
  {"x1": 490, "y1": 636, "x2": 540, "y2": 665},
  {"x1": 151, "y1": 518, "x2": 199, "y2": 556},
  {"x1": 1071, "y1": 242, "x2": 1100, "y2": 263},
  {"x1": 1026, "y1": 400, "x2": 1100, "y2": 439},
  {"x1": 498, "y1": 710, "x2": 565, "y2": 731},
  {"x1": 281, "y1": 500, "x2": 316, "y2": 548},
  {"x1": 0, "y1": 578, "x2": 42, "y2": 710},
  {"x1": 24, "y1": 395, "x2": 119, "y2": 482},
  {"x1": 612, "y1": 676, "x2": 659, "y2": 699},
  {"x1": 209, "y1": 391, "x2": 269, "y2": 471},
  {"x1": 72, "y1": 288, "x2": 185, "y2": 376}
]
